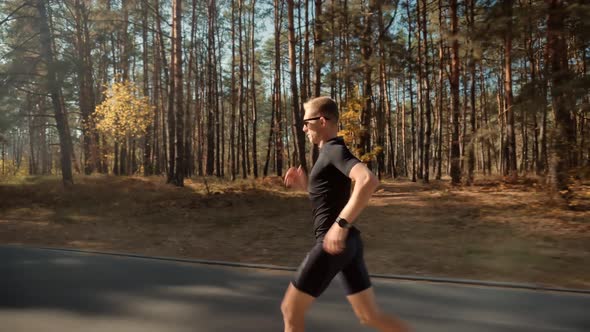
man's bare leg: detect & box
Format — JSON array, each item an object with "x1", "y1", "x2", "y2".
[
  {"x1": 347, "y1": 287, "x2": 410, "y2": 332},
  {"x1": 281, "y1": 283, "x2": 315, "y2": 332}
]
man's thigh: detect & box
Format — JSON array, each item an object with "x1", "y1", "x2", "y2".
[{"x1": 292, "y1": 241, "x2": 354, "y2": 297}]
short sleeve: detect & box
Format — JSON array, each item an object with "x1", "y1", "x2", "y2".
[{"x1": 328, "y1": 144, "x2": 361, "y2": 177}]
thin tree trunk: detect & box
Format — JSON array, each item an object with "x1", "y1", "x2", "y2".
[
  {"x1": 401, "y1": 71, "x2": 408, "y2": 177},
  {"x1": 251, "y1": 0, "x2": 258, "y2": 178},
  {"x1": 238, "y1": 0, "x2": 247, "y2": 178},
  {"x1": 74, "y1": 0, "x2": 97, "y2": 175},
  {"x1": 314, "y1": 0, "x2": 323, "y2": 97},
  {"x1": 264, "y1": 80, "x2": 276, "y2": 177},
  {"x1": 152, "y1": 18, "x2": 162, "y2": 175},
  {"x1": 172, "y1": 0, "x2": 184, "y2": 186},
  {"x1": 377, "y1": 2, "x2": 389, "y2": 179},
  {"x1": 416, "y1": 0, "x2": 424, "y2": 180},
  {"x1": 206, "y1": 0, "x2": 216, "y2": 176},
  {"x1": 304, "y1": 0, "x2": 319, "y2": 166},
  {"x1": 360, "y1": 2, "x2": 374, "y2": 168},
  {"x1": 141, "y1": 0, "x2": 152, "y2": 176},
  {"x1": 547, "y1": 0, "x2": 575, "y2": 194},
  {"x1": 467, "y1": 0, "x2": 476, "y2": 184},
  {"x1": 421, "y1": 0, "x2": 432, "y2": 183},
  {"x1": 216, "y1": 22, "x2": 225, "y2": 178},
  {"x1": 184, "y1": 0, "x2": 197, "y2": 178},
  {"x1": 436, "y1": 0, "x2": 444, "y2": 180},
  {"x1": 230, "y1": 0, "x2": 237, "y2": 180},
  {"x1": 287, "y1": 0, "x2": 307, "y2": 171},
  {"x1": 406, "y1": 0, "x2": 416, "y2": 181},
  {"x1": 166, "y1": 1, "x2": 176, "y2": 183},
  {"x1": 1, "y1": 141, "x2": 4, "y2": 175},
  {"x1": 450, "y1": 0, "x2": 461, "y2": 184},
  {"x1": 504, "y1": 0, "x2": 517, "y2": 178},
  {"x1": 37, "y1": 0, "x2": 73, "y2": 186},
  {"x1": 274, "y1": 0, "x2": 284, "y2": 176}
]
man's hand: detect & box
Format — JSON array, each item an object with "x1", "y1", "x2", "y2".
[
  {"x1": 284, "y1": 166, "x2": 307, "y2": 191},
  {"x1": 323, "y1": 222, "x2": 349, "y2": 255}
]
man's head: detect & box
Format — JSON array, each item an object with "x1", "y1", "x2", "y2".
[{"x1": 302, "y1": 96, "x2": 339, "y2": 145}]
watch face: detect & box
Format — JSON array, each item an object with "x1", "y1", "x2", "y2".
[{"x1": 338, "y1": 218, "x2": 350, "y2": 228}]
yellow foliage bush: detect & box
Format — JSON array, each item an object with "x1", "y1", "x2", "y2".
[
  {"x1": 93, "y1": 79, "x2": 153, "y2": 142},
  {"x1": 338, "y1": 86, "x2": 383, "y2": 164}
]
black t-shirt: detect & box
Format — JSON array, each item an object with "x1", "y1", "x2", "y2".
[{"x1": 308, "y1": 136, "x2": 361, "y2": 239}]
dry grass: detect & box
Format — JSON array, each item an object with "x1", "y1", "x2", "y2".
[{"x1": 1, "y1": 174, "x2": 589, "y2": 289}]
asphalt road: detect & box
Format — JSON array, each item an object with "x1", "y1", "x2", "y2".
[{"x1": 1, "y1": 246, "x2": 588, "y2": 332}]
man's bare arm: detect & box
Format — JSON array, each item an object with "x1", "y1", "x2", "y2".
[{"x1": 338, "y1": 163, "x2": 379, "y2": 223}]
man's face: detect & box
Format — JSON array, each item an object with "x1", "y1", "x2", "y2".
[{"x1": 302, "y1": 108, "x2": 324, "y2": 145}]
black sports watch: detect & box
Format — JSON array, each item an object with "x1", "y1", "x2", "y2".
[{"x1": 336, "y1": 217, "x2": 352, "y2": 229}]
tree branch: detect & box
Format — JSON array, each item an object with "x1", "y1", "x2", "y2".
[{"x1": 0, "y1": 2, "x2": 32, "y2": 27}]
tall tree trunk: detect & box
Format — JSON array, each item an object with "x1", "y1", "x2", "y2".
[
  {"x1": 436, "y1": 0, "x2": 444, "y2": 180},
  {"x1": 27, "y1": 96, "x2": 37, "y2": 175},
  {"x1": 230, "y1": 0, "x2": 237, "y2": 180},
  {"x1": 184, "y1": 0, "x2": 197, "y2": 178},
  {"x1": 287, "y1": 0, "x2": 307, "y2": 171},
  {"x1": 314, "y1": 0, "x2": 323, "y2": 97},
  {"x1": 251, "y1": 0, "x2": 258, "y2": 178},
  {"x1": 239, "y1": 0, "x2": 247, "y2": 178},
  {"x1": 304, "y1": 0, "x2": 319, "y2": 166},
  {"x1": 152, "y1": 19, "x2": 162, "y2": 175},
  {"x1": 166, "y1": 0, "x2": 177, "y2": 183},
  {"x1": 119, "y1": 0, "x2": 130, "y2": 175},
  {"x1": 450, "y1": 0, "x2": 461, "y2": 184},
  {"x1": 377, "y1": 3, "x2": 390, "y2": 179},
  {"x1": 142, "y1": 0, "x2": 152, "y2": 176},
  {"x1": 206, "y1": 0, "x2": 216, "y2": 176},
  {"x1": 172, "y1": 0, "x2": 184, "y2": 186},
  {"x1": 421, "y1": 0, "x2": 432, "y2": 183},
  {"x1": 1, "y1": 141, "x2": 4, "y2": 176},
  {"x1": 216, "y1": 17, "x2": 225, "y2": 178},
  {"x1": 37, "y1": 0, "x2": 73, "y2": 186},
  {"x1": 467, "y1": 0, "x2": 476, "y2": 184},
  {"x1": 406, "y1": 0, "x2": 416, "y2": 181},
  {"x1": 547, "y1": 0, "x2": 575, "y2": 194},
  {"x1": 264, "y1": 81, "x2": 276, "y2": 177},
  {"x1": 360, "y1": 2, "x2": 373, "y2": 168},
  {"x1": 74, "y1": 0, "x2": 97, "y2": 175},
  {"x1": 215, "y1": 6, "x2": 222, "y2": 178},
  {"x1": 196, "y1": 54, "x2": 205, "y2": 176},
  {"x1": 274, "y1": 0, "x2": 284, "y2": 176},
  {"x1": 401, "y1": 71, "x2": 408, "y2": 176},
  {"x1": 155, "y1": 0, "x2": 169, "y2": 175},
  {"x1": 416, "y1": 0, "x2": 424, "y2": 180},
  {"x1": 503, "y1": 0, "x2": 517, "y2": 179},
  {"x1": 539, "y1": 44, "x2": 549, "y2": 175}
]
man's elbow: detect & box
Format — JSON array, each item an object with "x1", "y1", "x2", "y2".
[
  {"x1": 368, "y1": 173, "x2": 380, "y2": 192},
  {"x1": 359, "y1": 172, "x2": 379, "y2": 192}
]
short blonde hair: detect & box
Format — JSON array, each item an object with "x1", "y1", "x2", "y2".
[{"x1": 303, "y1": 96, "x2": 339, "y2": 122}]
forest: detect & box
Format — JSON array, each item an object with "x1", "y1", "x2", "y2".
[{"x1": 0, "y1": 0, "x2": 589, "y2": 195}]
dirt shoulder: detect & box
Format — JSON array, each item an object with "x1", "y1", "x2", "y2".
[{"x1": 1, "y1": 175, "x2": 589, "y2": 289}]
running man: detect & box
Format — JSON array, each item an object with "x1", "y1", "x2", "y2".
[{"x1": 282, "y1": 96, "x2": 410, "y2": 332}]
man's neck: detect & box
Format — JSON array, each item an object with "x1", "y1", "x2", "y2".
[{"x1": 318, "y1": 132, "x2": 338, "y2": 149}]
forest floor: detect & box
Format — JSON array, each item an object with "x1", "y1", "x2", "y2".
[{"x1": 1, "y1": 174, "x2": 589, "y2": 289}]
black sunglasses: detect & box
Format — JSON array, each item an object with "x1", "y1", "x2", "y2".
[{"x1": 303, "y1": 116, "x2": 329, "y2": 126}]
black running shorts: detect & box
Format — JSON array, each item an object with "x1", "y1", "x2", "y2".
[{"x1": 292, "y1": 232, "x2": 371, "y2": 298}]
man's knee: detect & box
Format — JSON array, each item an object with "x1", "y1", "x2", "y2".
[
  {"x1": 280, "y1": 298, "x2": 298, "y2": 323},
  {"x1": 280, "y1": 298, "x2": 290, "y2": 317}
]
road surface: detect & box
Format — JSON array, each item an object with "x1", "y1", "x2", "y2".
[{"x1": 1, "y1": 246, "x2": 588, "y2": 332}]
